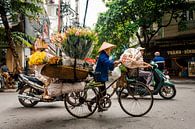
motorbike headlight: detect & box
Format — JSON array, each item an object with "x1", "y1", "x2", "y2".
[{"x1": 165, "y1": 75, "x2": 170, "y2": 80}]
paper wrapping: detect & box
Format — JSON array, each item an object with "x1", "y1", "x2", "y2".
[{"x1": 120, "y1": 48, "x2": 145, "y2": 68}]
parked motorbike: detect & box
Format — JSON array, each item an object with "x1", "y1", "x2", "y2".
[
  {"x1": 16, "y1": 74, "x2": 64, "y2": 107},
  {"x1": 117, "y1": 61, "x2": 176, "y2": 99},
  {"x1": 0, "y1": 75, "x2": 5, "y2": 92}
]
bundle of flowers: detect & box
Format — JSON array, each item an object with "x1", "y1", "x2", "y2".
[
  {"x1": 28, "y1": 51, "x2": 48, "y2": 66},
  {"x1": 48, "y1": 56, "x2": 62, "y2": 65},
  {"x1": 51, "y1": 27, "x2": 97, "y2": 59},
  {"x1": 50, "y1": 33, "x2": 66, "y2": 47}
]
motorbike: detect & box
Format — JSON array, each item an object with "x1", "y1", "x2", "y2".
[
  {"x1": 117, "y1": 61, "x2": 176, "y2": 99},
  {"x1": 16, "y1": 73, "x2": 64, "y2": 107},
  {"x1": 0, "y1": 75, "x2": 5, "y2": 92},
  {"x1": 149, "y1": 61, "x2": 176, "y2": 99}
]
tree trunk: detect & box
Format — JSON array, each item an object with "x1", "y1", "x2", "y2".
[{"x1": 0, "y1": 5, "x2": 21, "y2": 73}]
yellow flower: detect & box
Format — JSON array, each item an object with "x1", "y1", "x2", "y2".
[{"x1": 28, "y1": 51, "x2": 48, "y2": 66}]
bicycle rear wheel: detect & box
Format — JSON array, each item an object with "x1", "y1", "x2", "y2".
[
  {"x1": 118, "y1": 81, "x2": 153, "y2": 117},
  {"x1": 64, "y1": 88, "x2": 98, "y2": 118}
]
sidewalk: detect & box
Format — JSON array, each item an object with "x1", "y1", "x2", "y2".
[{"x1": 170, "y1": 77, "x2": 195, "y2": 84}]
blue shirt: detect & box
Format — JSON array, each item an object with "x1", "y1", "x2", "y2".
[
  {"x1": 1, "y1": 65, "x2": 9, "y2": 72},
  {"x1": 153, "y1": 56, "x2": 165, "y2": 63},
  {"x1": 95, "y1": 51, "x2": 114, "y2": 82}
]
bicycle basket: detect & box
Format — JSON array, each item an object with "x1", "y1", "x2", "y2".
[
  {"x1": 126, "y1": 68, "x2": 139, "y2": 78},
  {"x1": 116, "y1": 73, "x2": 127, "y2": 88}
]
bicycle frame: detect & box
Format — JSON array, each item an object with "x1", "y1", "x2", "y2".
[{"x1": 85, "y1": 78, "x2": 118, "y2": 99}]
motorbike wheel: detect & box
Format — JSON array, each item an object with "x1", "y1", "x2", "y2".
[
  {"x1": 159, "y1": 85, "x2": 176, "y2": 99},
  {"x1": 18, "y1": 86, "x2": 39, "y2": 107}
]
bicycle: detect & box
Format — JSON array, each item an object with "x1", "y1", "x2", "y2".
[{"x1": 64, "y1": 69, "x2": 154, "y2": 118}]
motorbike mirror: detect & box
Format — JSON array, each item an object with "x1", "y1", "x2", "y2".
[{"x1": 150, "y1": 61, "x2": 158, "y2": 68}]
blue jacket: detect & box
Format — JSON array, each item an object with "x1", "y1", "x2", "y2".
[
  {"x1": 153, "y1": 56, "x2": 165, "y2": 63},
  {"x1": 95, "y1": 51, "x2": 114, "y2": 82}
]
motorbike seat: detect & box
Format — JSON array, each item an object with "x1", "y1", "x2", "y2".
[{"x1": 22, "y1": 74, "x2": 44, "y2": 86}]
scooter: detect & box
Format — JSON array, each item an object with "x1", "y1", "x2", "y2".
[
  {"x1": 16, "y1": 74, "x2": 64, "y2": 107},
  {"x1": 117, "y1": 61, "x2": 176, "y2": 99},
  {"x1": 148, "y1": 61, "x2": 176, "y2": 99},
  {"x1": 0, "y1": 75, "x2": 5, "y2": 92}
]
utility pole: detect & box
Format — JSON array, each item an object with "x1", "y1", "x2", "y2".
[
  {"x1": 83, "y1": 0, "x2": 89, "y2": 27},
  {"x1": 58, "y1": 0, "x2": 61, "y2": 32},
  {"x1": 75, "y1": 0, "x2": 79, "y2": 26}
]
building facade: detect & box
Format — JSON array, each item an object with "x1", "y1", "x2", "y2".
[{"x1": 147, "y1": 1, "x2": 195, "y2": 77}]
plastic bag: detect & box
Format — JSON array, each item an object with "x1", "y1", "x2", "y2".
[
  {"x1": 47, "y1": 83, "x2": 63, "y2": 97},
  {"x1": 61, "y1": 82, "x2": 85, "y2": 94},
  {"x1": 111, "y1": 66, "x2": 121, "y2": 80}
]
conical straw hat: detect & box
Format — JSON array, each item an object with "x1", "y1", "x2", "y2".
[{"x1": 98, "y1": 42, "x2": 116, "y2": 52}]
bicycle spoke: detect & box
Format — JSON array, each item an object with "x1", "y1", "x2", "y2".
[
  {"x1": 118, "y1": 81, "x2": 154, "y2": 117},
  {"x1": 64, "y1": 88, "x2": 98, "y2": 118}
]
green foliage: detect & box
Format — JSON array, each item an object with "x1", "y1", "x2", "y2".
[
  {"x1": 119, "y1": 64, "x2": 127, "y2": 73},
  {"x1": 12, "y1": 32, "x2": 35, "y2": 47},
  {"x1": 0, "y1": 0, "x2": 43, "y2": 21},
  {"x1": 0, "y1": 29, "x2": 34, "y2": 47},
  {"x1": 0, "y1": 28, "x2": 6, "y2": 41},
  {"x1": 95, "y1": 0, "x2": 195, "y2": 51},
  {"x1": 0, "y1": 0, "x2": 43, "y2": 45}
]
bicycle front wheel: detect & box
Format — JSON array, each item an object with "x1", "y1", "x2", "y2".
[
  {"x1": 64, "y1": 88, "x2": 98, "y2": 118},
  {"x1": 118, "y1": 81, "x2": 153, "y2": 117}
]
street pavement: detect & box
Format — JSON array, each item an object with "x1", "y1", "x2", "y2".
[
  {"x1": 0, "y1": 76, "x2": 194, "y2": 128},
  {"x1": 0, "y1": 83, "x2": 195, "y2": 129}
]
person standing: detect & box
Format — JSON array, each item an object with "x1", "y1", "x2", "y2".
[
  {"x1": 153, "y1": 51, "x2": 165, "y2": 72},
  {"x1": 93, "y1": 42, "x2": 119, "y2": 111}
]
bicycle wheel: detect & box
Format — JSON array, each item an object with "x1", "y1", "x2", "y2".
[
  {"x1": 64, "y1": 88, "x2": 98, "y2": 118},
  {"x1": 118, "y1": 81, "x2": 153, "y2": 117}
]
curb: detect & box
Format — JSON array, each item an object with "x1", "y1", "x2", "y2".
[
  {"x1": 0, "y1": 88, "x2": 16, "y2": 93},
  {"x1": 171, "y1": 79, "x2": 195, "y2": 84}
]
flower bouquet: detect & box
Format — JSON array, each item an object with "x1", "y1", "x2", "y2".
[
  {"x1": 28, "y1": 51, "x2": 48, "y2": 66},
  {"x1": 51, "y1": 27, "x2": 97, "y2": 60},
  {"x1": 48, "y1": 27, "x2": 97, "y2": 81}
]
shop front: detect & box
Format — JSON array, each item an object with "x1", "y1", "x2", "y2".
[
  {"x1": 188, "y1": 61, "x2": 195, "y2": 77},
  {"x1": 146, "y1": 38, "x2": 195, "y2": 77}
]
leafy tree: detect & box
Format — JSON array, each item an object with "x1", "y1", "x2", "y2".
[
  {"x1": 95, "y1": 0, "x2": 195, "y2": 51},
  {"x1": 0, "y1": 0, "x2": 43, "y2": 72}
]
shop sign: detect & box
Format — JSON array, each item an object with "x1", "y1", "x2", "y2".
[{"x1": 167, "y1": 49, "x2": 195, "y2": 55}]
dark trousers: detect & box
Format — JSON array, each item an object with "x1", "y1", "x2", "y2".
[{"x1": 99, "y1": 82, "x2": 106, "y2": 97}]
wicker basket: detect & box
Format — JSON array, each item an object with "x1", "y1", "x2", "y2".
[
  {"x1": 41, "y1": 64, "x2": 89, "y2": 80},
  {"x1": 116, "y1": 73, "x2": 127, "y2": 88},
  {"x1": 127, "y1": 68, "x2": 139, "y2": 78}
]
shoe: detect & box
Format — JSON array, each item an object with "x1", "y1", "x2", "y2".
[
  {"x1": 42, "y1": 95, "x2": 53, "y2": 100},
  {"x1": 87, "y1": 103, "x2": 92, "y2": 112},
  {"x1": 87, "y1": 98, "x2": 96, "y2": 112}
]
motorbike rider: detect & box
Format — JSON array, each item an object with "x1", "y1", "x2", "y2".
[
  {"x1": 153, "y1": 51, "x2": 165, "y2": 72},
  {"x1": 30, "y1": 36, "x2": 53, "y2": 99},
  {"x1": 137, "y1": 47, "x2": 153, "y2": 88},
  {"x1": 0, "y1": 62, "x2": 14, "y2": 89}
]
